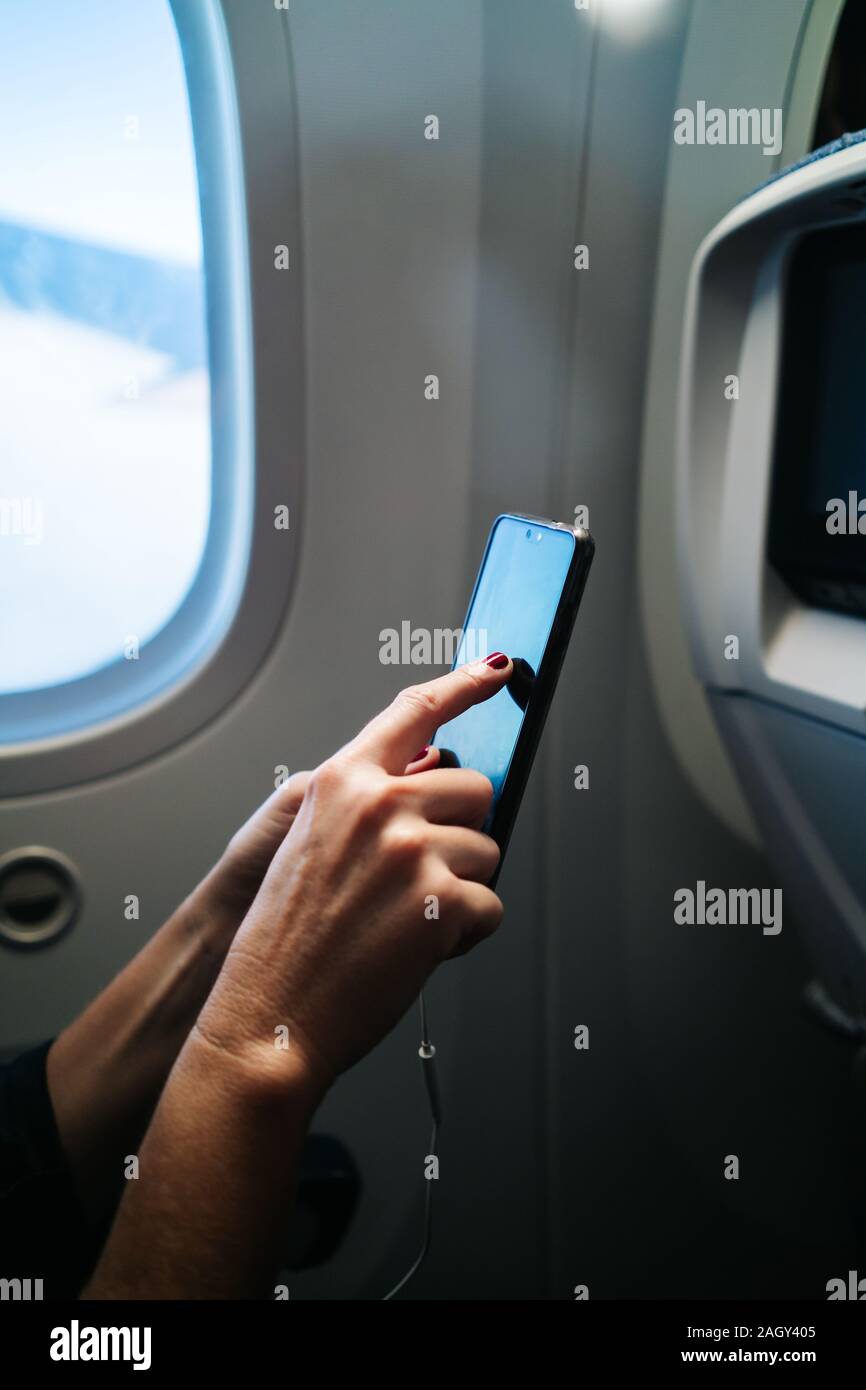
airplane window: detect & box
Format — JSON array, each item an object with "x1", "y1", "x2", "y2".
[{"x1": 0, "y1": 0, "x2": 210, "y2": 701}]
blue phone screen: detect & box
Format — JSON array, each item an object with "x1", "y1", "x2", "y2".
[{"x1": 432, "y1": 515, "x2": 575, "y2": 816}]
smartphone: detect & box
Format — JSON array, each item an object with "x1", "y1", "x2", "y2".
[{"x1": 432, "y1": 512, "x2": 594, "y2": 882}]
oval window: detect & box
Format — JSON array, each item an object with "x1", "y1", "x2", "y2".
[{"x1": 0, "y1": 0, "x2": 210, "y2": 701}]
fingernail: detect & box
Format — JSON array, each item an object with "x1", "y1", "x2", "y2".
[
  {"x1": 484, "y1": 652, "x2": 509, "y2": 669},
  {"x1": 411, "y1": 745, "x2": 430, "y2": 761}
]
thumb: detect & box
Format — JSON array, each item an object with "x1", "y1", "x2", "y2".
[{"x1": 350, "y1": 653, "x2": 512, "y2": 774}]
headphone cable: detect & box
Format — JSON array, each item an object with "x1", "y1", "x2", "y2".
[{"x1": 382, "y1": 991, "x2": 441, "y2": 1300}]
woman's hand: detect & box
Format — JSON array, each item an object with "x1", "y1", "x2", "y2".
[
  {"x1": 204, "y1": 735, "x2": 442, "y2": 923},
  {"x1": 194, "y1": 654, "x2": 513, "y2": 1095},
  {"x1": 206, "y1": 770, "x2": 313, "y2": 921},
  {"x1": 83, "y1": 654, "x2": 512, "y2": 1298},
  {"x1": 46, "y1": 676, "x2": 462, "y2": 1232}
]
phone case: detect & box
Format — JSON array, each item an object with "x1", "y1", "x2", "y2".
[{"x1": 458, "y1": 513, "x2": 594, "y2": 886}]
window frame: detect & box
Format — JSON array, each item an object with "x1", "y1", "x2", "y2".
[{"x1": 0, "y1": 0, "x2": 304, "y2": 795}]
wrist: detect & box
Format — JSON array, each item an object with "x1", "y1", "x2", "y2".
[
  {"x1": 187, "y1": 1006, "x2": 332, "y2": 1120},
  {"x1": 178, "y1": 865, "x2": 248, "y2": 958}
]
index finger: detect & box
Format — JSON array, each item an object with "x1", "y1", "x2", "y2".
[{"x1": 349, "y1": 653, "x2": 512, "y2": 774}]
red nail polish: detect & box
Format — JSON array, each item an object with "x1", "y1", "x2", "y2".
[
  {"x1": 484, "y1": 652, "x2": 508, "y2": 669},
  {"x1": 411, "y1": 745, "x2": 430, "y2": 761}
]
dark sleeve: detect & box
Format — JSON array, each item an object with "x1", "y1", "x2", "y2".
[{"x1": 0, "y1": 1041, "x2": 105, "y2": 1299}]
